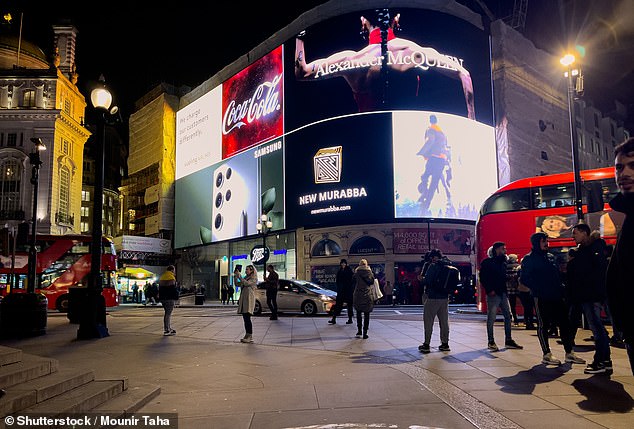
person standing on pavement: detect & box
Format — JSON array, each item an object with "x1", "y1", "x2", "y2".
[
  {"x1": 418, "y1": 249, "x2": 459, "y2": 353},
  {"x1": 520, "y1": 232, "x2": 584, "y2": 366},
  {"x1": 264, "y1": 264, "x2": 279, "y2": 320},
  {"x1": 479, "y1": 241, "x2": 523, "y2": 352},
  {"x1": 567, "y1": 223, "x2": 611, "y2": 374},
  {"x1": 231, "y1": 265, "x2": 242, "y2": 305},
  {"x1": 238, "y1": 265, "x2": 258, "y2": 343},
  {"x1": 352, "y1": 259, "x2": 375, "y2": 339},
  {"x1": 606, "y1": 137, "x2": 634, "y2": 375},
  {"x1": 505, "y1": 254, "x2": 521, "y2": 326},
  {"x1": 384, "y1": 280, "x2": 394, "y2": 306},
  {"x1": 158, "y1": 265, "x2": 179, "y2": 336},
  {"x1": 328, "y1": 259, "x2": 355, "y2": 325}
]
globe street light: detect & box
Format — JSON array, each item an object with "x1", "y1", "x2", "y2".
[
  {"x1": 77, "y1": 75, "x2": 116, "y2": 340},
  {"x1": 251, "y1": 214, "x2": 273, "y2": 266},
  {"x1": 560, "y1": 52, "x2": 584, "y2": 222}
]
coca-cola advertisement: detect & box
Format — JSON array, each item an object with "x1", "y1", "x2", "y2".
[{"x1": 222, "y1": 45, "x2": 284, "y2": 159}]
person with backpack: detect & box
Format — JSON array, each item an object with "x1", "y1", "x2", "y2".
[{"x1": 417, "y1": 249, "x2": 460, "y2": 353}]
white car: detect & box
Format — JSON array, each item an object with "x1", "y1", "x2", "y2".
[{"x1": 254, "y1": 279, "x2": 336, "y2": 316}]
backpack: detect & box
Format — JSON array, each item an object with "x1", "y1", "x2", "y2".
[{"x1": 425, "y1": 262, "x2": 459, "y2": 295}]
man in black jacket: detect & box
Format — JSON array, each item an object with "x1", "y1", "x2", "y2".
[
  {"x1": 479, "y1": 241, "x2": 523, "y2": 352},
  {"x1": 607, "y1": 137, "x2": 634, "y2": 375},
  {"x1": 567, "y1": 223, "x2": 610, "y2": 374},
  {"x1": 520, "y1": 233, "x2": 584, "y2": 366},
  {"x1": 418, "y1": 249, "x2": 459, "y2": 353},
  {"x1": 329, "y1": 259, "x2": 355, "y2": 325}
]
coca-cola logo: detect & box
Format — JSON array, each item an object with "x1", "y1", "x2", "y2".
[{"x1": 223, "y1": 74, "x2": 282, "y2": 135}]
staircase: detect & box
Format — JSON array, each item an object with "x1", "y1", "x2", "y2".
[{"x1": 0, "y1": 345, "x2": 160, "y2": 422}]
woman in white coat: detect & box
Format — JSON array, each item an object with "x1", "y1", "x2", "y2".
[{"x1": 237, "y1": 264, "x2": 258, "y2": 343}]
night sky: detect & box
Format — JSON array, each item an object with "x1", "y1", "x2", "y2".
[{"x1": 2, "y1": 0, "x2": 633, "y2": 129}]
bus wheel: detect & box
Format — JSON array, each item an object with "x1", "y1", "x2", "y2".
[{"x1": 56, "y1": 295, "x2": 70, "y2": 313}]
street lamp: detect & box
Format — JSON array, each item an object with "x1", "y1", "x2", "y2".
[
  {"x1": 77, "y1": 75, "x2": 117, "y2": 339},
  {"x1": 560, "y1": 53, "x2": 584, "y2": 222},
  {"x1": 27, "y1": 138, "x2": 46, "y2": 293}
]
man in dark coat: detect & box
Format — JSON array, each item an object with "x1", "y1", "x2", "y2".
[
  {"x1": 607, "y1": 137, "x2": 634, "y2": 375},
  {"x1": 567, "y1": 223, "x2": 610, "y2": 374},
  {"x1": 479, "y1": 241, "x2": 523, "y2": 352},
  {"x1": 520, "y1": 233, "x2": 584, "y2": 366},
  {"x1": 329, "y1": 259, "x2": 355, "y2": 325},
  {"x1": 264, "y1": 265, "x2": 280, "y2": 320}
]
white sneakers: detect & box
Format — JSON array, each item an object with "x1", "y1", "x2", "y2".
[
  {"x1": 565, "y1": 352, "x2": 586, "y2": 365},
  {"x1": 240, "y1": 334, "x2": 253, "y2": 343},
  {"x1": 542, "y1": 353, "x2": 561, "y2": 365}
]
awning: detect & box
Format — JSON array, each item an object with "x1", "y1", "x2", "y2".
[{"x1": 118, "y1": 267, "x2": 156, "y2": 279}]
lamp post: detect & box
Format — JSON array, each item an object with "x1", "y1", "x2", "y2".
[
  {"x1": 77, "y1": 75, "x2": 116, "y2": 339},
  {"x1": 27, "y1": 138, "x2": 46, "y2": 293},
  {"x1": 0, "y1": 139, "x2": 47, "y2": 338},
  {"x1": 560, "y1": 53, "x2": 584, "y2": 222}
]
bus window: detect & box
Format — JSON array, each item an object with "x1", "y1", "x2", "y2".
[
  {"x1": 532, "y1": 183, "x2": 574, "y2": 209},
  {"x1": 480, "y1": 189, "x2": 530, "y2": 215},
  {"x1": 581, "y1": 179, "x2": 618, "y2": 206}
]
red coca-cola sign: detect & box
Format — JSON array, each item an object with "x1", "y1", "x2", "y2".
[{"x1": 222, "y1": 45, "x2": 284, "y2": 158}]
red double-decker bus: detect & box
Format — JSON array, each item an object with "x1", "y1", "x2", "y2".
[
  {"x1": 475, "y1": 167, "x2": 622, "y2": 313},
  {"x1": 0, "y1": 234, "x2": 119, "y2": 312}
]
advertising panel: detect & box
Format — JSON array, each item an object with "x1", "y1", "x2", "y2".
[
  {"x1": 393, "y1": 226, "x2": 472, "y2": 255},
  {"x1": 393, "y1": 111, "x2": 497, "y2": 220},
  {"x1": 285, "y1": 113, "x2": 393, "y2": 229},
  {"x1": 284, "y1": 7, "x2": 493, "y2": 131},
  {"x1": 222, "y1": 46, "x2": 284, "y2": 158},
  {"x1": 174, "y1": 138, "x2": 284, "y2": 248}
]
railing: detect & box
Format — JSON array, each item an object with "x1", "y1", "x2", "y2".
[
  {"x1": 0, "y1": 209, "x2": 26, "y2": 221},
  {"x1": 55, "y1": 212, "x2": 75, "y2": 226}
]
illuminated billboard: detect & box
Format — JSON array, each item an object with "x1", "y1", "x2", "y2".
[
  {"x1": 285, "y1": 114, "x2": 394, "y2": 228},
  {"x1": 284, "y1": 8, "x2": 493, "y2": 131},
  {"x1": 392, "y1": 111, "x2": 497, "y2": 220},
  {"x1": 175, "y1": 138, "x2": 284, "y2": 248}
]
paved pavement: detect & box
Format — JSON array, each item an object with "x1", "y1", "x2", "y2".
[{"x1": 1, "y1": 297, "x2": 633, "y2": 429}]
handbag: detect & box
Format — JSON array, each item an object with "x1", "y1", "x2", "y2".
[{"x1": 370, "y1": 278, "x2": 383, "y2": 301}]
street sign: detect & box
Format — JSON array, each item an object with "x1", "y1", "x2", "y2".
[{"x1": 250, "y1": 245, "x2": 270, "y2": 265}]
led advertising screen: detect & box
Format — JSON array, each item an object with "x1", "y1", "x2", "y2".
[
  {"x1": 175, "y1": 138, "x2": 284, "y2": 248},
  {"x1": 393, "y1": 111, "x2": 497, "y2": 220},
  {"x1": 284, "y1": 7, "x2": 493, "y2": 131},
  {"x1": 284, "y1": 113, "x2": 393, "y2": 229}
]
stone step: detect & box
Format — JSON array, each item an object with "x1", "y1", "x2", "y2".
[
  {"x1": 0, "y1": 354, "x2": 58, "y2": 389},
  {"x1": 0, "y1": 346, "x2": 22, "y2": 367},
  {"x1": 19, "y1": 379, "x2": 125, "y2": 414},
  {"x1": 93, "y1": 382, "x2": 161, "y2": 417}
]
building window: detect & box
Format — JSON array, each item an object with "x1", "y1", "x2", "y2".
[
  {"x1": 22, "y1": 90, "x2": 36, "y2": 107},
  {"x1": 83, "y1": 161, "x2": 90, "y2": 172},
  {"x1": 59, "y1": 166, "x2": 71, "y2": 221},
  {"x1": 594, "y1": 113, "x2": 599, "y2": 128},
  {"x1": 62, "y1": 139, "x2": 70, "y2": 156},
  {"x1": 80, "y1": 221, "x2": 89, "y2": 233},
  {"x1": 311, "y1": 239, "x2": 341, "y2": 257},
  {"x1": 82, "y1": 190, "x2": 90, "y2": 201},
  {"x1": 6, "y1": 133, "x2": 17, "y2": 147},
  {"x1": 611, "y1": 123, "x2": 615, "y2": 137},
  {"x1": 81, "y1": 206, "x2": 89, "y2": 217},
  {"x1": 349, "y1": 236, "x2": 385, "y2": 255},
  {"x1": 0, "y1": 158, "x2": 22, "y2": 213},
  {"x1": 63, "y1": 99, "x2": 71, "y2": 115}
]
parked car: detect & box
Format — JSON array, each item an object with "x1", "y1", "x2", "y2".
[{"x1": 254, "y1": 279, "x2": 336, "y2": 316}]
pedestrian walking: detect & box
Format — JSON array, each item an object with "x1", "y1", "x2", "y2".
[
  {"x1": 352, "y1": 259, "x2": 375, "y2": 339},
  {"x1": 567, "y1": 223, "x2": 611, "y2": 374},
  {"x1": 520, "y1": 233, "x2": 584, "y2": 366},
  {"x1": 479, "y1": 241, "x2": 523, "y2": 352},
  {"x1": 221, "y1": 281, "x2": 228, "y2": 305},
  {"x1": 418, "y1": 249, "x2": 459, "y2": 353},
  {"x1": 606, "y1": 137, "x2": 634, "y2": 375},
  {"x1": 158, "y1": 265, "x2": 179, "y2": 336},
  {"x1": 238, "y1": 265, "x2": 258, "y2": 343},
  {"x1": 328, "y1": 259, "x2": 354, "y2": 325},
  {"x1": 506, "y1": 254, "x2": 521, "y2": 325},
  {"x1": 384, "y1": 280, "x2": 394, "y2": 306},
  {"x1": 264, "y1": 264, "x2": 279, "y2": 320}
]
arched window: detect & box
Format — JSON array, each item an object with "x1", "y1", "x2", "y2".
[
  {"x1": 58, "y1": 166, "x2": 70, "y2": 223},
  {"x1": 311, "y1": 239, "x2": 341, "y2": 257},
  {"x1": 0, "y1": 158, "x2": 22, "y2": 214},
  {"x1": 349, "y1": 236, "x2": 384, "y2": 255}
]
